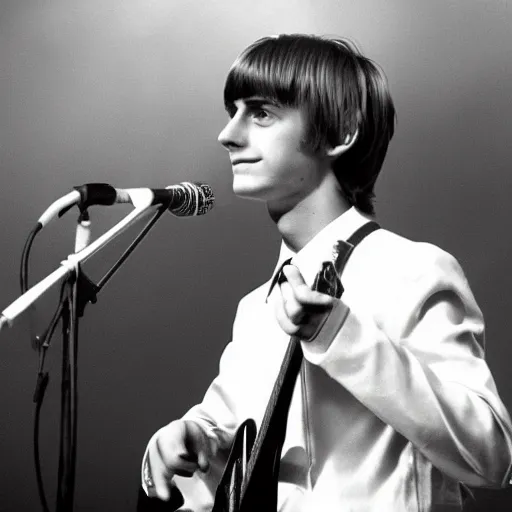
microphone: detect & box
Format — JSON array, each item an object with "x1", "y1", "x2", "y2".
[
  {"x1": 37, "y1": 182, "x2": 215, "y2": 227},
  {"x1": 114, "y1": 182, "x2": 214, "y2": 217}
]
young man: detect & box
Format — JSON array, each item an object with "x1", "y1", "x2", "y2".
[{"x1": 141, "y1": 34, "x2": 512, "y2": 511}]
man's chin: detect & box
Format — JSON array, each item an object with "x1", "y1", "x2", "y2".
[{"x1": 232, "y1": 185, "x2": 268, "y2": 202}]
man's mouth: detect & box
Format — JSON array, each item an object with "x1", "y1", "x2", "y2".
[{"x1": 231, "y1": 158, "x2": 261, "y2": 166}]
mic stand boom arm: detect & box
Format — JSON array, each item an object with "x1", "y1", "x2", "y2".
[{"x1": 0, "y1": 196, "x2": 168, "y2": 330}]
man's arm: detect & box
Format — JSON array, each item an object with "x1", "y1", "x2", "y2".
[{"x1": 280, "y1": 250, "x2": 512, "y2": 488}]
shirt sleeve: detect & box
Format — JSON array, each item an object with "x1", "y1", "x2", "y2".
[{"x1": 302, "y1": 248, "x2": 512, "y2": 488}]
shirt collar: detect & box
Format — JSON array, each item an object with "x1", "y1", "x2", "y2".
[{"x1": 266, "y1": 207, "x2": 374, "y2": 299}]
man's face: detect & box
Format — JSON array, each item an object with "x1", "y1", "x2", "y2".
[{"x1": 218, "y1": 97, "x2": 330, "y2": 210}]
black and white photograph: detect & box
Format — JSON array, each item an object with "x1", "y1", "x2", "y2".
[{"x1": 1, "y1": 1, "x2": 512, "y2": 510}]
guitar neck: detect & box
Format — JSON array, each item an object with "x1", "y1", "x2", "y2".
[{"x1": 241, "y1": 335, "x2": 304, "y2": 500}]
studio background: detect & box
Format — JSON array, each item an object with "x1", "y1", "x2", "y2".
[{"x1": 1, "y1": 1, "x2": 511, "y2": 510}]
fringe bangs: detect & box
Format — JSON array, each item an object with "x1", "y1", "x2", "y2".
[{"x1": 223, "y1": 38, "x2": 307, "y2": 109}]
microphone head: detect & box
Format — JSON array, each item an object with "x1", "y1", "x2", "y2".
[{"x1": 167, "y1": 182, "x2": 215, "y2": 217}]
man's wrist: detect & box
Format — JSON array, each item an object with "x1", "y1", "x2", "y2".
[{"x1": 303, "y1": 300, "x2": 349, "y2": 352}]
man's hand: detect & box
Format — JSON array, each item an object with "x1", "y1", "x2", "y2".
[
  {"x1": 275, "y1": 265, "x2": 335, "y2": 341},
  {"x1": 146, "y1": 419, "x2": 212, "y2": 501}
]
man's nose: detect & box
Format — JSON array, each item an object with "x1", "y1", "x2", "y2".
[{"x1": 218, "y1": 116, "x2": 246, "y2": 150}]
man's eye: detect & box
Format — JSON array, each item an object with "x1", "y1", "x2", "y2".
[
  {"x1": 254, "y1": 109, "x2": 268, "y2": 118},
  {"x1": 252, "y1": 108, "x2": 274, "y2": 124}
]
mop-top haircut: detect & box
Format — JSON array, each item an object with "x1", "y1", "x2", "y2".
[{"x1": 223, "y1": 34, "x2": 396, "y2": 215}]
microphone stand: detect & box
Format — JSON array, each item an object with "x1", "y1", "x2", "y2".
[
  {"x1": 2, "y1": 199, "x2": 171, "y2": 512},
  {"x1": 59, "y1": 202, "x2": 170, "y2": 512},
  {"x1": 56, "y1": 263, "x2": 79, "y2": 512}
]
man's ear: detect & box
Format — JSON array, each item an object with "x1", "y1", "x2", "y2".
[{"x1": 326, "y1": 130, "x2": 358, "y2": 160}]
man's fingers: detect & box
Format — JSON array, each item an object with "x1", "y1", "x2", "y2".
[
  {"x1": 144, "y1": 420, "x2": 213, "y2": 502},
  {"x1": 184, "y1": 421, "x2": 211, "y2": 472},
  {"x1": 280, "y1": 281, "x2": 306, "y2": 324},
  {"x1": 156, "y1": 434, "x2": 197, "y2": 475},
  {"x1": 282, "y1": 264, "x2": 306, "y2": 287},
  {"x1": 282, "y1": 266, "x2": 334, "y2": 306},
  {"x1": 275, "y1": 290, "x2": 302, "y2": 336},
  {"x1": 197, "y1": 451, "x2": 210, "y2": 472},
  {"x1": 277, "y1": 266, "x2": 336, "y2": 340}
]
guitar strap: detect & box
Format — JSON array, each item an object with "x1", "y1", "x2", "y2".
[{"x1": 212, "y1": 220, "x2": 381, "y2": 512}]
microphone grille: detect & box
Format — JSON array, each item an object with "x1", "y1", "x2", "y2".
[{"x1": 169, "y1": 182, "x2": 215, "y2": 217}]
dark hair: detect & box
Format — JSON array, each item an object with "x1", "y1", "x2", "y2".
[{"x1": 223, "y1": 34, "x2": 396, "y2": 215}]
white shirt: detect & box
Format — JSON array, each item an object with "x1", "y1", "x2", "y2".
[{"x1": 145, "y1": 207, "x2": 512, "y2": 511}]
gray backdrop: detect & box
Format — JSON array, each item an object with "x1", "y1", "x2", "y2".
[{"x1": 1, "y1": 0, "x2": 512, "y2": 510}]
